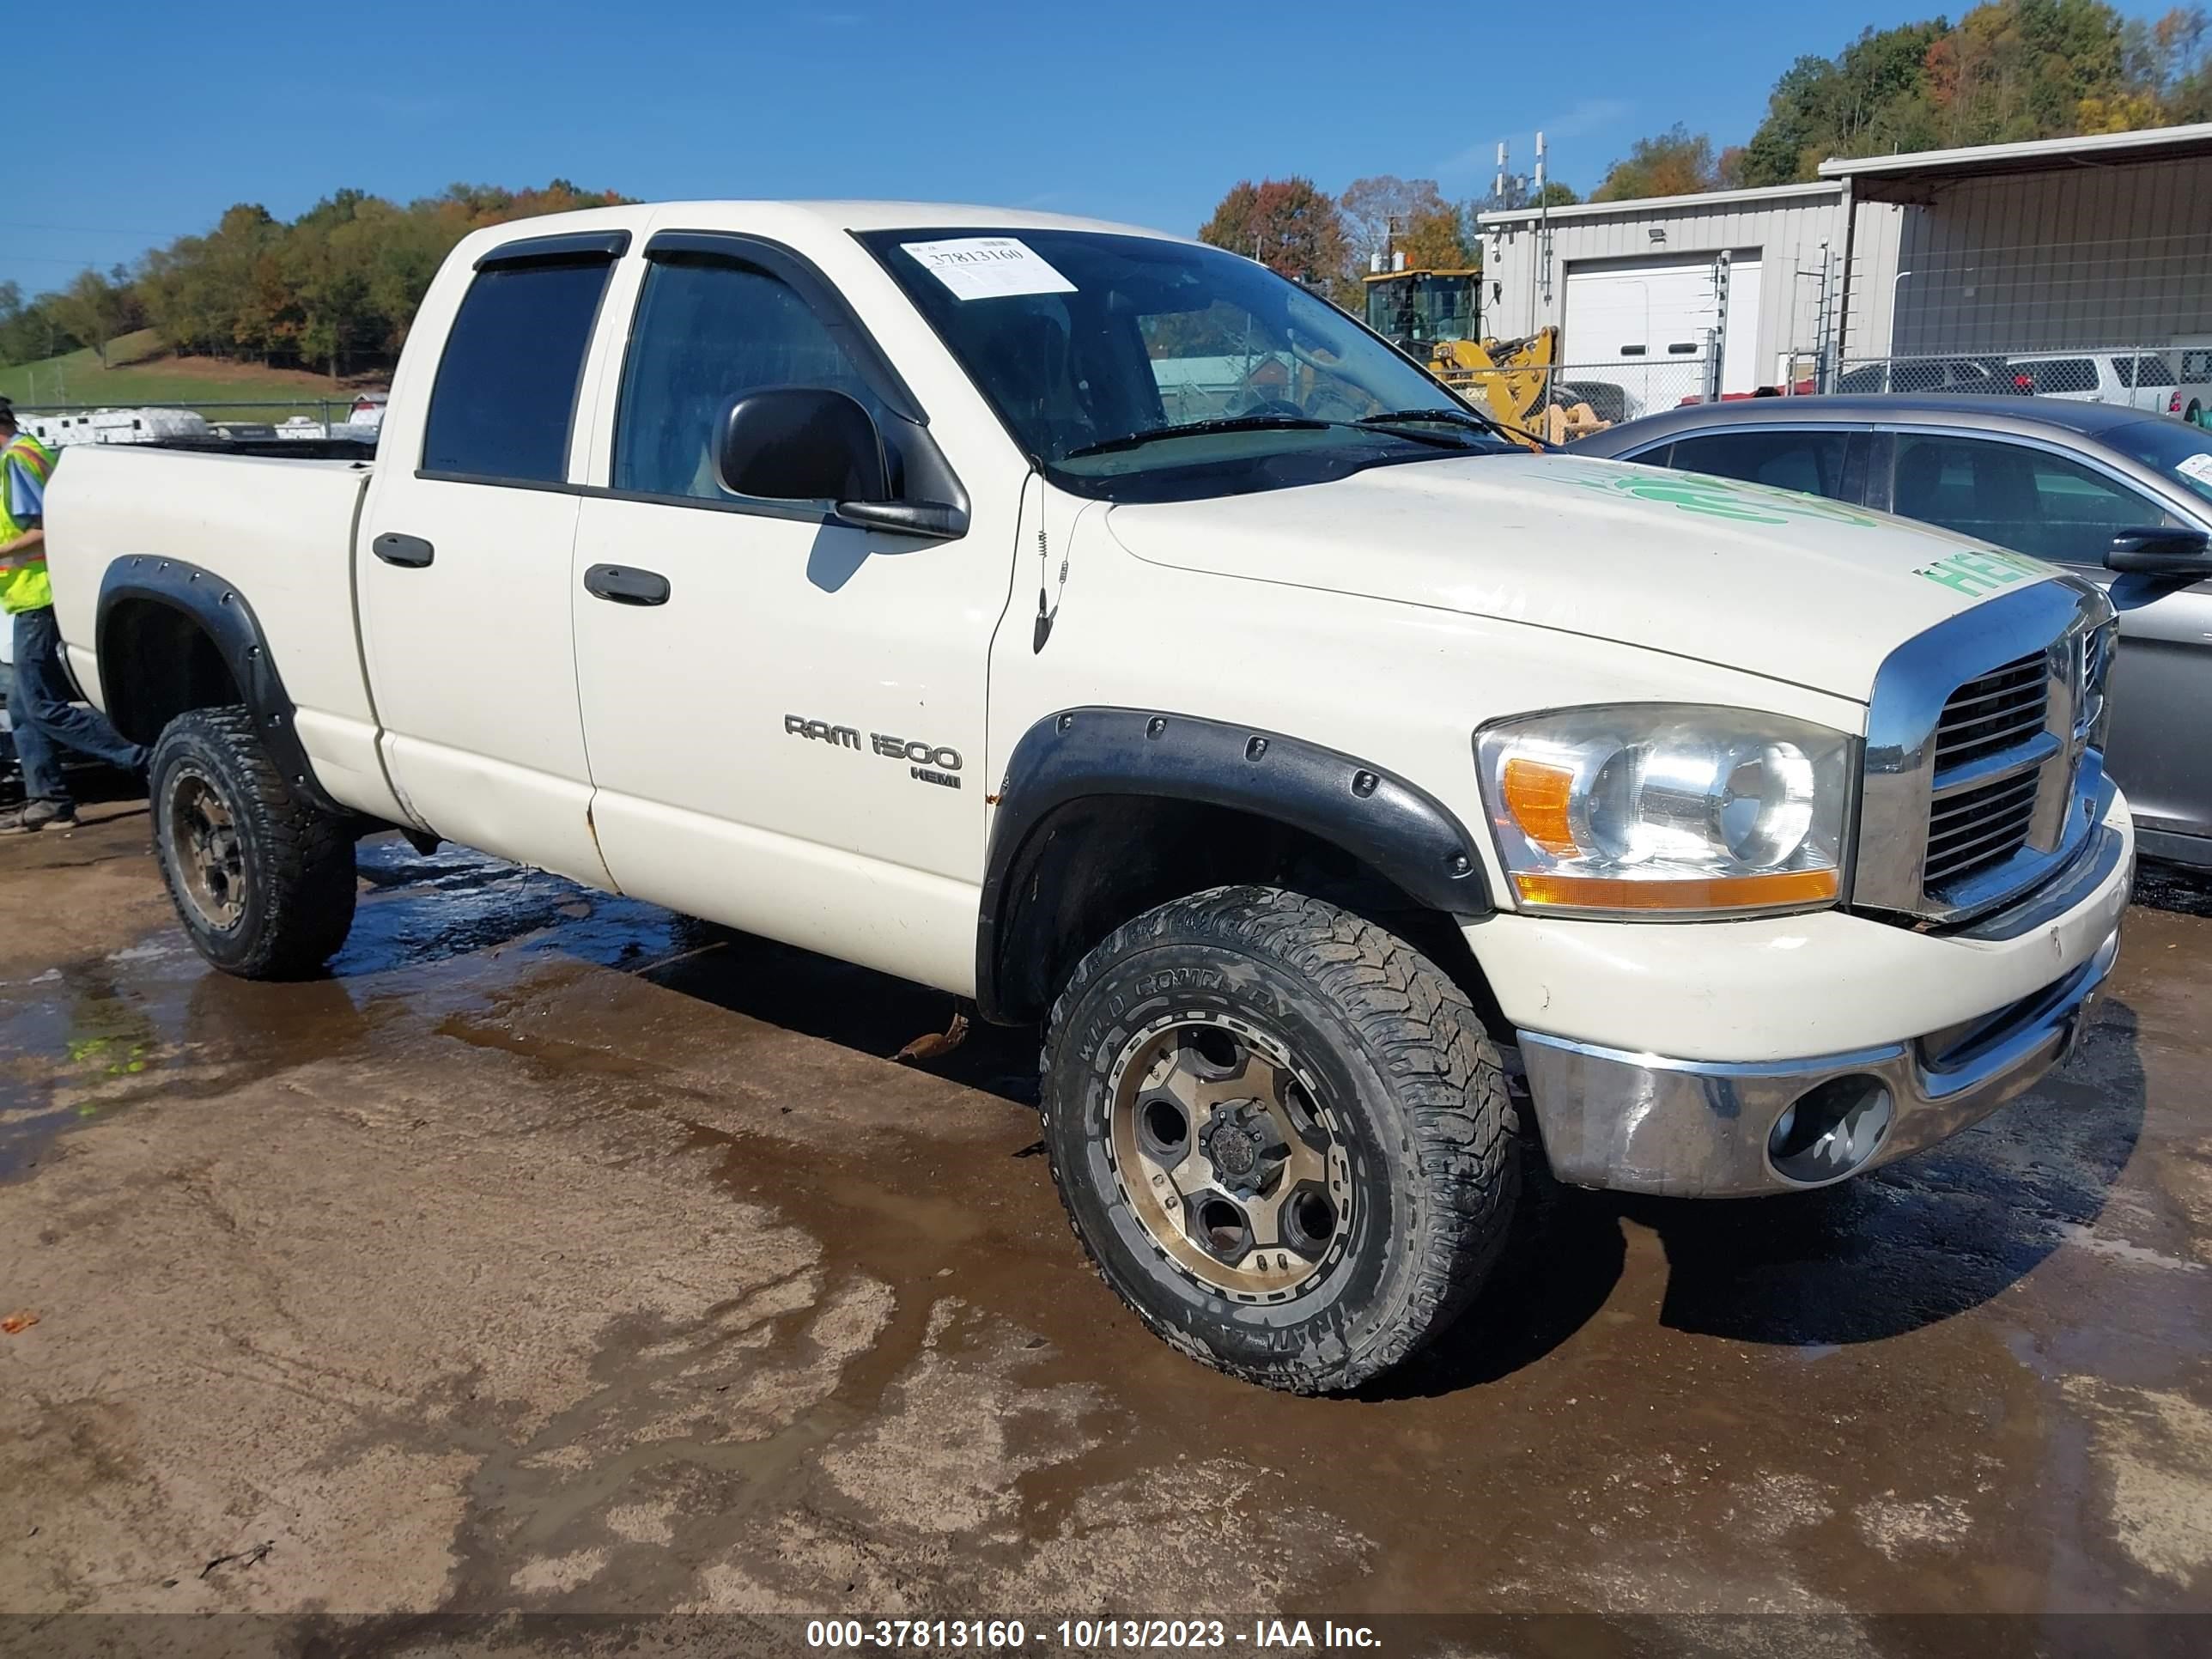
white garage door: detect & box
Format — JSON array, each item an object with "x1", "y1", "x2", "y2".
[{"x1": 1565, "y1": 254, "x2": 1763, "y2": 406}]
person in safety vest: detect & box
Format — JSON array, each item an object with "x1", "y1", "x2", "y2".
[{"x1": 1, "y1": 398, "x2": 149, "y2": 833}]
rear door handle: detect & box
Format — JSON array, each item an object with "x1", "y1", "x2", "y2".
[
  {"x1": 373, "y1": 532, "x2": 435, "y2": 568},
  {"x1": 584, "y1": 563, "x2": 672, "y2": 606}
]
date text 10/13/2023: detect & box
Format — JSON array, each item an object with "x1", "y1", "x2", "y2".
[{"x1": 805, "y1": 1620, "x2": 1382, "y2": 1650}]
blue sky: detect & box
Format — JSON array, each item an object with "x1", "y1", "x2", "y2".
[{"x1": 3, "y1": 0, "x2": 2178, "y2": 301}]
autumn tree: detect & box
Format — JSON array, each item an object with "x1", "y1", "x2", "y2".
[
  {"x1": 1590, "y1": 125, "x2": 1723, "y2": 201},
  {"x1": 1199, "y1": 178, "x2": 1355, "y2": 302},
  {"x1": 1735, "y1": 3, "x2": 2207, "y2": 185}
]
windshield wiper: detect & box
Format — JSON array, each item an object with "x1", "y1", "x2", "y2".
[
  {"x1": 1357, "y1": 406, "x2": 1504, "y2": 440},
  {"x1": 1063, "y1": 415, "x2": 1329, "y2": 459}
]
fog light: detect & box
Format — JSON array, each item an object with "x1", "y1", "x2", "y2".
[{"x1": 1768, "y1": 1074, "x2": 1893, "y2": 1185}]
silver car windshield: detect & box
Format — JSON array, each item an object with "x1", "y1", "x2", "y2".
[{"x1": 2106, "y1": 418, "x2": 2212, "y2": 511}]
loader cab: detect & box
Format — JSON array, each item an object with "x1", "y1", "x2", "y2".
[{"x1": 1362, "y1": 268, "x2": 1480, "y2": 356}]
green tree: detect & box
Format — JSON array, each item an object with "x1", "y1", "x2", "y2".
[
  {"x1": 47, "y1": 269, "x2": 128, "y2": 368},
  {"x1": 284, "y1": 191, "x2": 378, "y2": 376}
]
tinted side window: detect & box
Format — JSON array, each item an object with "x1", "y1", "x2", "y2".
[
  {"x1": 2026, "y1": 358, "x2": 2098, "y2": 395},
  {"x1": 1893, "y1": 434, "x2": 2176, "y2": 565},
  {"x1": 1668, "y1": 429, "x2": 1851, "y2": 500},
  {"x1": 614, "y1": 258, "x2": 886, "y2": 500},
  {"x1": 423, "y1": 260, "x2": 615, "y2": 482},
  {"x1": 2133, "y1": 353, "x2": 2176, "y2": 388}
]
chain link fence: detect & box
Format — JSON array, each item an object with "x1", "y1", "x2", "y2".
[
  {"x1": 1821, "y1": 347, "x2": 2212, "y2": 428},
  {"x1": 1430, "y1": 357, "x2": 1713, "y2": 439}
]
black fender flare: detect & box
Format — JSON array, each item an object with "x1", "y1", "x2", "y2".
[
  {"x1": 975, "y1": 707, "x2": 1490, "y2": 1022},
  {"x1": 95, "y1": 555, "x2": 346, "y2": 818}
]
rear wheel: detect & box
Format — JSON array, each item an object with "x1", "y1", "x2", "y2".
[
  {"x1": 1042, "y1": 885, "x2": 1517, "y2": 1393},
  {"x1": 150, "y1": 708, "x2": 356, "y2": 979}
]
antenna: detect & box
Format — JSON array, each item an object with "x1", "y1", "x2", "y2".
[{"x1": 1495, "y1": 142, "x2": 1507, "y2": 205}]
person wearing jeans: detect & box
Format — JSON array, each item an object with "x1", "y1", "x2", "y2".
[{"x1": 0, "y1": 398, "x2": 148, "y2": 833}]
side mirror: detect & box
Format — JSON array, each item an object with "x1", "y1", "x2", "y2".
[
  {"x1": 2106, "y1": 526, "x2": 2212, "y2": 577},
  {"x1": 718, "y1": 386, "x2": 890, "y2": 503}
]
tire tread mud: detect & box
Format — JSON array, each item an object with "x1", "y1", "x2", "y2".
[
  {"x1": 150, "y1": 707, "x2": 356, "y2": 980},
  {"x1": 1042, "y1": 884, "x2": 1516, "y2": 1394}
]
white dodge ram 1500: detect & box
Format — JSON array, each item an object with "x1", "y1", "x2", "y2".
[{"x1": 47, "y1": 203, "x2": 2131, "y2": 1392}]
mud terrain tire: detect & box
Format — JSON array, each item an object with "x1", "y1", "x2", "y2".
[
  {"x1": 150, "y1": 707, "x2": 356, "y2": 980},
  {"x1": 1042, "y1": 885, "x2": 1516, "y2": 1393}
]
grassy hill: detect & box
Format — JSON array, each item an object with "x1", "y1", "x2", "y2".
[{"x1": 0, "y1": 331, "x2": 382, "y2": 421}]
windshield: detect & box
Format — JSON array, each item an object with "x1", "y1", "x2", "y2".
[
  {"x1": 2106, "y1": 418, "x2": 2212, "y2": 512},
  {"x1": 861, "y1": 228, "x2": 1511, "y2": 501},
  {"x1": 1364, "y1": 273, "x2": 1475, "y2": 344}
]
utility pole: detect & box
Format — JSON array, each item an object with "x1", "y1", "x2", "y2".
[{"x1": 1535, "y1": 130, "x2": 1553, "y2": 311}]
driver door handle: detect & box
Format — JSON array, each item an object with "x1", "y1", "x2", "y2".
[
  {"x1": 372, "y1": 532, "x2": 434, "y2": 568},
  {"x1": 584, "y1": 563, "x2": 672, "y2": 606}
]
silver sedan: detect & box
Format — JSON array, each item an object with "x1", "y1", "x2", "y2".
[{"x1": 1574, "y1": 394, "x2": 2212, "y2": 868}]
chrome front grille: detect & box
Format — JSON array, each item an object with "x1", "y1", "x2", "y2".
[
  {"x1": 1919, "y1": 651, "x2": 2051, "y2": 884},
  {"x1": 2079, "y1": 625, "x2": 2112, "y2": 733},
  {"x1": 1923, "y1": 769, "x2": 2039, "y2": 885},
  {"x1": 1931, "y1": 653, "x2": 2049, "y2": 772},
  {"x1": 1856, "y1": 580, "x2": 2117, "y2": 925}
]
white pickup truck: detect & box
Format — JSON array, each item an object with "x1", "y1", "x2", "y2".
[{"x1": 47, "y1": 203, "x2": 2131, "y2": 1393}]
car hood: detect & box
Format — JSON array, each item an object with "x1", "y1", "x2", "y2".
[{"x1": 1104, "y1": 453, "x2": 2057, "y2": 701}]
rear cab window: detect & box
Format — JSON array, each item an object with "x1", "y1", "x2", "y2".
[{"x1": 422, "y1": 237, "x2": 625, "y2": 483}]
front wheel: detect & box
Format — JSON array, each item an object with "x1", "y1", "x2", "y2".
[
  {"x1": 1042, "y1": 886, "x2": 1517, "y2": 1393},
  {"x1": 150, "y1": 707, "x2": 357, "y2": 979}
]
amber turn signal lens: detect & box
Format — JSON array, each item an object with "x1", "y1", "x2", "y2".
[
  {"x1": 1501, "y1": 757, "x2": 1578, "y2": 856},
  {"x1": 1513, "y1": 868, "x2": 1839, "y2": 912}
]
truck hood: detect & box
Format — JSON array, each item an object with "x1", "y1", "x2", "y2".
[{"x1": 1104, "y1": 453, "x2": 2051, "y2": 702}]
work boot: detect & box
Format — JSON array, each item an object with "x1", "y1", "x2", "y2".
[{"x1": 0, "y1": 799, "x2": 76, "y2": 835}]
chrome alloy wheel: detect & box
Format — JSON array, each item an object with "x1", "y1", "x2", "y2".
[
  {"x1": 1104, "y1": 1013, "x2": 1353, "y2": 1303},
  {"x1": 166, "y1": 767, "x2": 247, "y2": 932}
]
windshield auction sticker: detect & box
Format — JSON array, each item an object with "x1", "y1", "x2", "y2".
[{"x1": 902, "y1": 237, "x2": 1077, "y2": 301}]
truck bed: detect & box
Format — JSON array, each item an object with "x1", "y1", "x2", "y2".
[
  {"x1": 148, "y1": 436, "x2": 379, "y2": 461},
  {"x1": 44, "y1": 443, "x2": 395, "y2": 818}
]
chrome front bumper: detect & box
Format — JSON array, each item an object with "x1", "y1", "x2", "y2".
[{"x1": 1517, "y1": 920, "x2": 2122, "y2": 1199}]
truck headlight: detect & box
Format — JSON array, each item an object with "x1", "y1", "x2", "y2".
[{"x1": 1474, "y1": 706, "x2": 1855, "y2": 916}]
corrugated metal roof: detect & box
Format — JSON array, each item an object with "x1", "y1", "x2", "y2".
[
  {"x1": 1475, "y1": 179, "x2": 1838, "y2": 228},
  {"x1": 1820, "y1": 123, "x2": 2212, "y2": 202}
]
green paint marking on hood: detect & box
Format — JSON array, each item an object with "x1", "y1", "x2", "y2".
[
  {"x1": 1547, "y1": 461, "x2": 1882, "y2": 528},
  {"x1": 1912, "y1": 544, "x2": 2053, "y2": 595}
]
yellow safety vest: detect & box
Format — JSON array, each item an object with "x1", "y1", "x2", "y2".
[{"x1": 0, "y1": 430, "x2": 56, "y2": 614}]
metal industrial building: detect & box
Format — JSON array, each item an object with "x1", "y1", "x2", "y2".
[{"x1": 1477, "y1": 122, "x2": 2212, "y2": 404}]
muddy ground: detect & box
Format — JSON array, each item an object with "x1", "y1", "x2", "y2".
[{"x1": 3, "y1": 800, "x2": 2211, "y2": 1652}]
